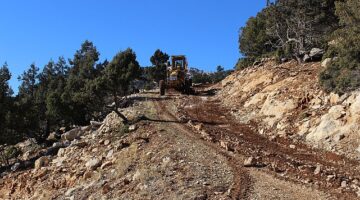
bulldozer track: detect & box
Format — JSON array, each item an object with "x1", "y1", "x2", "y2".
[{"x1": 155, "y1": 98, "x2": 253, "y2": 200}]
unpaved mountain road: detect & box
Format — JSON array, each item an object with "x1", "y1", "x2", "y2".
[
  {"x1": 153, "y1": 88, "x2": 360, "y2": 199},
  {"x1": 1, "y1": 89, "x2": 359, "y2": 200}
]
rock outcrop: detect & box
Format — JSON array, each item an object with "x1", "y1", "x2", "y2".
[{"x1": 217, "y1": 60, "x2": 360, "y2": 159}]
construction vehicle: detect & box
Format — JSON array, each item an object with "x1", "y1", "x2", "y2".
[{"x1": 159, "y1": 55, "x2": 193, "y2": 95}]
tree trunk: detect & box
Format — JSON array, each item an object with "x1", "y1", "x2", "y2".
[{"x1": 113, "y1": 91, "x2": 128, "y2": 123}]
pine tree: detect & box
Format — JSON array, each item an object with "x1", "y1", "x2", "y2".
[
  {"x1": 149, "y1": 49, "x2": 169, "y2": 83},
  {"x1": 320, "y1": 0, "x2": 360, "y2": 93},
  {"x1": 0, "y1": 63, "x2": 13, "y2": 144},
  {"x1": 104, "y1": 48, "x2": 141, "y2": 122},
  {"x1": 63, "y1": 40, "x2": 103, "y2": 125},
  {"x1": 17, "y1": 63, "x2": 42, "y2": 141}
]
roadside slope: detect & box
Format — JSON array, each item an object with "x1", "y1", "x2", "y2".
[{"x1": 217, "y1": 60, "x2": 360, "y2": 160}]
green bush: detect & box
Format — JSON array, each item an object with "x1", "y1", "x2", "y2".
[{"x1": 235, "y1": 57, "x2": 255, "y2": 70}]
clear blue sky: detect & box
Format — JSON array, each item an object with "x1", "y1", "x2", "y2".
[{"x1": 0, "y1": 0, "x2": 266, "y2": 92}]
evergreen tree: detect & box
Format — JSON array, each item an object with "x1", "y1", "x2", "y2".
[
  {"x1": 149, "y1": 49, "x2": 169, "y2": 83},
  {"x1": 0, "y1": 63, "x2": 12, "y2": 100},
  {"x1": 0, "y1": 63, "x2": 13, "y2": 144},
  {"x1": 17, "y1": 63, "x2": 42, "y2": 140},
  {"x1": 320, "y1": 0, "x2": 360, "y2": 93},
  {"x1": 239, "y1": 9, "x2": 274, "y2": 59},
  {"x1": 104, "y1": 48, "x2": 141, "y2": 122},
  {"x1": 63, "y1": 40, "x2": 103, "y2": 125}
]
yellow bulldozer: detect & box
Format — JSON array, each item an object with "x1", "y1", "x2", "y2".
[{"x1": 159, "y1": 55, "x2": 194, "y2": 95}]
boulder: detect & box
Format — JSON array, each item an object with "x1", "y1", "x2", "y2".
[
  {"x1": 260, "y1": 93, "x2": 297, "y2": 127},
  {"x1": 309, "y1": 48, "x2": 324, "y2": 60},
  {"x1": 314, "y1": 164, "x2": 321, "y2": 175},
  {"x1": 85, "y1": 158, "x2": 102, "y2": 170},
  {"x1": 310, "y1": 97, "x2": 322, "y2": 108},
  {"x1": 34, "y1": 156, "x2": 49, "y2": 169},
  {"x1": 244, "y1": 93, "x2": 267, "y2": 107},
  {"x1": 341, "y1": 181, "x2": 347, "y2": 188},
  {"x1": 349, "y1": 94, "x2": 360, "y2": 116},
  {"x1": 329, "y1": 93, "x2": 340, "y2": 105},
  {"x1": 11, "y1": 163, "x2": 21, "y2": 171},
  {"x1": 194, "y1": 123, "x2": 204, "y2": 131},
  {"x1": 243, "y1": 157, "x2": 256, "y2": 167},
  {"x1": 61, "y1": 127, "x2": 82, "y2": 141},
  {"x1": 104, "y1": 140, "x2": 110, "y2": 146},
  {"x1": 90, "y1": 121, "x2": 103, "y2": 127},
  {"x1": 59, "y1": 127, "x2": 67, "y2": 132},
  {"x1": 57, "y1": 148, "x2": 66, "y2": 157},
  {"x1": 303, "y1": 54, "x2": 311, "y2": 62},
  {"x1": 52, "y1": 142, "x2": 64, "y2": 148},
  {"x1": 328, "y1": 105, "x2": 346, "y2": 120},
  {"x1": 132, "y1": 170, "x2": 142, "y2": 181},
  {"x1": 22, "y1": 151, "x2": 31, "y2": 160},
  {"x1": 298, "y1": 120, "x2": 310, "y2": 136},
  {"x1": 306, "y1": 106, "x2": 345, "y2": 143},
  {"x1": 17, "y1": 138, "x2": 37, "y2": 149},
  {"x1": 333, "y1": 132, "x2": 345, "y2": 142},
  {"x1": 106, "y1": 149, "x2": 114, "y2": 158},
  {"x1": 99, "y1": 111, "x2": 125, "y2": 134},
  {"x1": 321, "y1": 58, "x2": 332, "y2": 68},
  {"x1": 128, "y1": 125, "x2": 137, "y2": 132},
  {"x1": 81, "y1": 125, "x2": 92, "y2": 132},
  {"x1": 47, "y1": 132, "x2": 59, "y2": 141}
]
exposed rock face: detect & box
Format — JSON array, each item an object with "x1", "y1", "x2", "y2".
[
  {"x1": 260, "y1": 92, "x2": 297, "y2": 127},
  {"x1": 217, "y1": 60, "x2": 360, "y2": 159},
  {"x1": 306, "y1": 105, "x2": 346, "y2": 142}
]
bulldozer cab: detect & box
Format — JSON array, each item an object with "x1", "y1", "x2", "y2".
[{"x1": 171, "y1": 55, "x2": 188, "y2": 71}]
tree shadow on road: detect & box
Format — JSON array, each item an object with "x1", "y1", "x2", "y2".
[{"x1": 138, "y1": 115, "x2": 224, "y2": 126}]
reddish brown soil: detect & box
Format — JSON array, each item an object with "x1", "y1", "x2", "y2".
[{"x1": 157, "y1": 88, "x2": 360, "y2": 199}]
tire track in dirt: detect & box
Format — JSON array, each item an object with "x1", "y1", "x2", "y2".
[
  {"x1": 154, "y1": 99, "x2": 253, "y2": 200},
  {"x1": 179, "y1": 92, "x2": 360, "y2": 200}
]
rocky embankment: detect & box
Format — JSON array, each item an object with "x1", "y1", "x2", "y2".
[
  {"x1": 0, "y1": 96, "x2": 234, "y2": 199},
  {"x1": 217, "y1": 59, "x2": 360, "y2": 160}
]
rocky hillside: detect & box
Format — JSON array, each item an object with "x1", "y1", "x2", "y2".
[
  {"x1": 217, "y1": 59, "x2": 360, "y2": 160},
  {"x1": 0, "y1": 96, "x2": 237, "y2": 199}
]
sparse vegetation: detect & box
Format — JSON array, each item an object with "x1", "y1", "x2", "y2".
[{"x1": 190, "y1": 66, "x2": 232, "y2": 84}]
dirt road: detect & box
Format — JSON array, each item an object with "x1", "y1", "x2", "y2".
[
  {"x1": 1, "y1": 89, "x2": 359, "y2": 199},
  {"x1": 153, "y1": 89, "x2": 360, "y2": 199}
]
